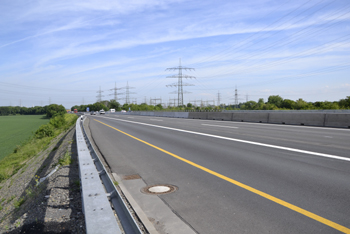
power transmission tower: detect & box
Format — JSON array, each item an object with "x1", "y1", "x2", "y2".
[
  {"x1": 190, "y1": 100, "x2": 201, "y2": 107},
  {"x1": 246, "y1": 93, "x2": 249, "y2": 102},
  {"x1": 235, "y1": 86, "x2": 238, "y2": 109},
  {"x1": 166, "y1": 59, "x2": 195, "y2": 107},
  {"x1": 169, "y1": 98, "x2": 177, "y2": 107},
  {"x1": 119, "y1": 81, "x2": 136, "y2": 104},
  {"x1": 150, "y1": 97, "x2": 162, "y2": 105},
  {"x1": 217, "y1": 91, "x2": 221, "y2": 106},
  {"x1": 207, "y1": 100, "x2": 215, "y2": 107},
  {"x1": 109, "y1": 82, "x2": 123, "y2": 102},
  {"x1": 96, "y1": 86, "x2": 104, "y2": 102}
]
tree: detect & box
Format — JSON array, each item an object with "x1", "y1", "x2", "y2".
[
  {"x1": 294, "y1": 98, "x2": 309, "y2": 110},
  {"x1": 71, "y1": 105, "x2": 79, "y2": 111},
  {"x1": 241, "y1": 101, "x2": 257, "y2": 110},
  {"x1": 339, "y1": 96, "x2": 350, "y2": 109},
  {"x1": 282, "y1": 99, "x2": 295, "y2": 109},
  {"x1": 109, "y1": 100, "x2": 121, "y2": 110},
  {"x1": 91, "y1": 102, "x2": 107, "y2": 111},
  {"x1": 257, "y1": 98, "x2": 265, "y2": 110},
  {"x1": 268, "y1": 95, "x2": 283, "y2": 108},
  {"x1": 46, "y1": 104, "x2": 66, "y2": 118},
  {"x1": 155, "y1": 104, "x2": 163, "y2": 110}
]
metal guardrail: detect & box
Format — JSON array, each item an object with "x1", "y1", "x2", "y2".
[{"x1": 76, "y1": 116, "x2": 142, "y2": 234}]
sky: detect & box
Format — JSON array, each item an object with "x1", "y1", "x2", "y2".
[{"x1": 1, "y1": 0, "x2": 349, "y2": 109}]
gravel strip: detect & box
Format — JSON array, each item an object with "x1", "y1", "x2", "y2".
[{"x1": 0, "y1": 126, "x2": 85, "y2": 234}]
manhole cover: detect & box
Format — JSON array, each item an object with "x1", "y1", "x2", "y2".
[{"x1": 142, "y1": 184, "x2": 177, "y2": 195}]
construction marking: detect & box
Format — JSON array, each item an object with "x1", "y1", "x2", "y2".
[{"x1": 94, "y1": 119, "x2": 350, "y2": 233}]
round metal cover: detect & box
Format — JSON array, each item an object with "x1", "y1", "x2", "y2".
[{"x1": 142, "y1": 184, "x2": 177, "y2": 195}]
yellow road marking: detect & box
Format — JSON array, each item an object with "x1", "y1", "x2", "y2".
[{"x1": 94, "y1": 119, "x2": 350, "y2": 233}]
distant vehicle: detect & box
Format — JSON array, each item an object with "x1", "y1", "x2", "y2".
[
  {"x1": 74, "y1": 109, "x2": 78, "y2": 113},
  {"x1": 110, "y1": 109, "x2": 115, "y2": 113},
  {"x1": 90, "y1": 111, "x2": 96, "y2": 115},
  {"x1": 99, "y1": 110, "x2": 105, "y2": 114},
  {"x1": 121, "y1": 110, "x2": 126, "y2": 112}
]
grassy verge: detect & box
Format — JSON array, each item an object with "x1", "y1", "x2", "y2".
[
  {"x1": 0, "y1": 114, "x2": 78, "y2": 183},
  {"x1": 0, "y1": 115, "x2": 50, "y2": 161}
]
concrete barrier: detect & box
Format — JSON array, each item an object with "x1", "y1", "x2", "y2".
[
  {"x1": 207, "y1": 112, "x2": 232, "y2": 121},
  {"x1": 188, "y1": 112, "x2": 208, "y2": 119},
  {"x1": 269, "y1": 113, "x2": 325, "y2": 126},
  {"x1": 116, "y1": 111, "x2": 350, "y2": 128},
  {"x1": 325, "y1": 114, "x2": 350, "y2": 128},
  {"x1": 140, "y1": 111, "x2": 154, "y2": 116},
  {"x1": 232, "y1": 113, "x2": 269, "y2": 123},
  {"x1": 174, "y1": 112, "x2": 189, "y2": 118}
]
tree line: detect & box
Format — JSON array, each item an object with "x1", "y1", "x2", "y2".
[
  {"x1": 71, "y1": 100, "x2": 164, "y2": 112},
  {"x1": 0, "y1": 104, "x2": 67, "y2": 117},
  {"x1": 239, "y1": 95, "x2": 350, "y2": 110},
  {"x1": 71, "y1": 96, "x2": 350, "y2": 112}
]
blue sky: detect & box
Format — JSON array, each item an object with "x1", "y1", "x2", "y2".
[{"x1": 1, "y1": 0, "x2": 349, "y2": 108}]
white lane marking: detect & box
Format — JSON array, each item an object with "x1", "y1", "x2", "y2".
[
  {"x1": 100, "y1": 116, "x2": 350, "y2": 162},
  {"x1": 127, "y1": 117, "x2": 134, "y2": 118},
  {"x1": 324, "y1": 136, "x2": 333, "y2": 138},
  {"x1": 202, "y1": 124, "x2": 238, "y2": 129},
  {"x1": 183, "y1": 117, "x2": 350, "y2": 131},
  {"x1": 150, "y1": 119, "x2": 163, "y2": 121}
]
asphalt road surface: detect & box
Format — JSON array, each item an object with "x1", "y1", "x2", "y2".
[{"x1": 87, "y1": 114, "x2": 350, "y2": 234}]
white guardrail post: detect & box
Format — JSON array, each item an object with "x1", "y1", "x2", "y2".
[{"x1": 76, "y1": 116, "x2": 142, "y2": 234}]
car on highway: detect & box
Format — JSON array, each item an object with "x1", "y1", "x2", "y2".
[
  {"x1": 90, "y1": 111, "x2": 96, "y2": 115},
  {"x1": 99, "y1": 110, "x2": 105, "y2": 114},
  {"x1": 121, "y1": 110, "x2": 126, "y2": 112}
]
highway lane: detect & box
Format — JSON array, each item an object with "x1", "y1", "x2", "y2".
[{"x1": 87, "y1": 114, "x2": 350, "y2": 233}]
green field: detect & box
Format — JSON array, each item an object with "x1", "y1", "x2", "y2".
[{"x1": 0, "y1": 115, "x2": 49, "y2": 160}]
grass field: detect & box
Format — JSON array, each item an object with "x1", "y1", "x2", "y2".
[{"x1": 0, "y1": 115, "x2": 49, "y2": 161}]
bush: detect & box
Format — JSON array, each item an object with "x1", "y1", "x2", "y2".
[
  {"x1": 35, "y1": 125, "x2": 54, "y2": 139},
  {"x1": 46, "y1": 104, "x2": 66, "y2": 118},
  {"x1": 49, "y1": 115, "x2": 66, "y2": 128}
]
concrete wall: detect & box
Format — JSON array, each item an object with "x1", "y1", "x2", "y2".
[
  {"x1": 325, "y1": 114, "x2": 350, "y2": 128},
  {"x1": 111, "y1": 111, "x2": 350, "y2": 128},
  {"x1": 188, "y1": 112, "x2": 208, "y2": 119},
  {"x1": 232, "y1": 113, "x2": 269, "y2": 123},
  {"x1": 207, "y1": 112, "x2": 232, "y2": 121},
  {"x1": 269, "y1": 113, "x2": 325, "y2": 126}
]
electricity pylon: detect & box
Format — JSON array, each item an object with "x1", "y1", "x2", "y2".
[
  {"x1": 150, "y1": 97, "x2": 162, "y2": 105},
  {"x1": 96, "y1": 86, "x2": 104, "y2": 102},
  {"x1": 109, "y1": 82, "x2": 123, "y2": 102},
  {"x1": 235, "y1": 86, "x2": 238, "y2": 109},
  {"x1": 119, "y1": 81, "x2": 136, "y2": 104},
  {"x1": 166, "y1": 59, "x2": 195, "y2": 107},
  {"x1": 217, "y1": 91, "x2": 221, "y2": 106}
]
